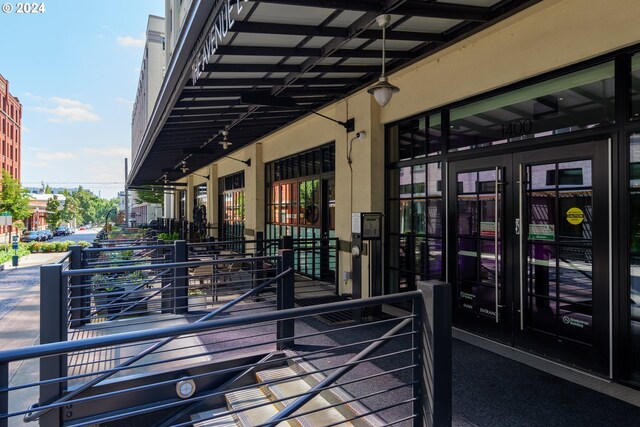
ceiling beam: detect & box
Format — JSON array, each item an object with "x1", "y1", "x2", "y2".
[
  {"x1": 213, "y1": 45, "x2": 413, "y2": 59},
  {"x1": 252, "y1": 0, "x2": 489, "y2": 21},
  {"x1": 200, "y1": 63, "x2": 378, "y2": 74},
  {"x1": 231, "y1": 21, "x2": 446, "y2": 42}
]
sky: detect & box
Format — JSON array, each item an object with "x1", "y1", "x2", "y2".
[{"x1": 0, "y1": 0, "x2": 165, "y2": 199}]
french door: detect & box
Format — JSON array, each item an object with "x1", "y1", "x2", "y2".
[{"x1": 449, "y1": 140, "x2": 610, "y2": 374}]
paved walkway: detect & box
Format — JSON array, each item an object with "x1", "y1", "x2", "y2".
[{"x1": 0, "y1": 252, "x2": 65, "y2": 426}]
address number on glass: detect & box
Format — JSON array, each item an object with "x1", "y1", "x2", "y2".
[{"x1": 502, "y1": 119, "x2": 533, "y2": 139}]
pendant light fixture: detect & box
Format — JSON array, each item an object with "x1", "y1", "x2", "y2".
[
  {"x1": 219, "y1": 130, "x2": 232, "y2": 150},
  {"x1": 367, "y1": 14, "x2": 399, "y2": 107},
  {"x1": 180, "y1": 160, "x2": 189, "y2": 173}
]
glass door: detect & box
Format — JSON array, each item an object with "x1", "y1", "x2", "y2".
[
  {"x1": 449, "y1": 155, "x2": 514, "y2": 343},
  {"x1": 514, "y1": 142, "x2": 609, "y2": 375},
  {"x1": 449, "y1": 141, "x2": 610, "y2": 374}
]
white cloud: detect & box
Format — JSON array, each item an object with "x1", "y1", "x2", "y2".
[
  {"x1": 117, "y1": 35, "x2": 144, "y2": 47},
  {"x1": 23, "y1": 92, "x2": 43, "y2": 100},
  {"x1": 82, "y1": 146, "x2": 130, "y2": 158},
  {"x1": 115, "y1": 97, "x2": 133, "y2": 106},
  {"x1": 23, "y1": 160, "x2": 47, "y2": 168},
  {"x1": 35, "y1": 151, "x2": 77, "y2": 161},
  {"x1": 34, "y1": 97, "x2": 100, "y2": 123},
  {"x1": 22, "y1": 125, "x2": 30, "y2": 133}
]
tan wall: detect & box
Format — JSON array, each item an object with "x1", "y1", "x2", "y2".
[
  {"x1": 182, "y1": 0, "x2": 640, "y2": 295},
  {"x1": 381, "y1": 0, "x2": 640, "y2": 124}
]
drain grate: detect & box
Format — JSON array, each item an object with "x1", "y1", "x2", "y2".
[{"x1": 295, "y1": 295, "x2": 355, "y2": 324}]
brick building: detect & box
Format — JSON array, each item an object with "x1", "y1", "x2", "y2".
[
  {"x1": 0, "y1": 74, "x2": 22, "y2": 238},
  {"x1": 0, "y1": 74, "x2": 21, "y2": 180}
]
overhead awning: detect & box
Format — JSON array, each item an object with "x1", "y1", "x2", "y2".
[{"x1": 129, "y1": 0, "x2": 540, "y2": 186}]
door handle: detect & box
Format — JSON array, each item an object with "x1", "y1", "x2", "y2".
[
  {"x1": 494, "y1": 167, "x2": 500, "y2": 324},
  {"x1": 518, "y1": 163, "x2": 525, "y2": 331}
]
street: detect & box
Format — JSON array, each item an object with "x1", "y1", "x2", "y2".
[{"x1": 50, "y1": 227, "x2": 97, "y2": 243}]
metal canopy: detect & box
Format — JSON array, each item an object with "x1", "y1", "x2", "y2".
[{"x1": 130, "y1": 0, "x2": 539, "y2": 186}]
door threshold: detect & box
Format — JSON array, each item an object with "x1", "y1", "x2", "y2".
[{"x1": 453, "y1": 328, "x2": 640, "y2": 408}]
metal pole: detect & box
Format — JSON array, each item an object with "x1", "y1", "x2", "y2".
[
  {"x1": 69, "y1": 245, "x2": 86, "y2": 327},
  {"x1": 417, "y1": 280, "x2": 451, "y2": 427},
  {"x1": 0, "y1": 362, "x2": 7, "y2": 427},
  {"x1": 173, "y1": 240, "x2": 188, "y2": 314},
  {"x1": 277, "y1": 249, "x2": 294, "y2": 350},
  {"x1": 124, "y1": 158, "x2": 129, "y2": 231},
  {"x1": 40, "y1": 264, "x2": 66, "y2": 427}
]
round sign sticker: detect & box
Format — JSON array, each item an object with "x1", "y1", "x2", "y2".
[{"x1": 566, "y1": 207, "x2": 584, "y2": 225}]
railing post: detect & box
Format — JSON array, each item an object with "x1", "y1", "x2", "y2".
[
  {"x1": 417, "y1": 280, "x2": 451, "y2": 427},
  {"x1": 256, "y1": 231, "x2": 265, "y2": 281},
  {"x1": 277, "y1": 248, "x2": 295, "y2": 350},
  {"x1": 0, "y1": 362, "x2": 7, "y2": 427},
  {"x1": 69, "y1": 245, "x2": 86, "y2": 327},
  {"x1": 40, "y1": 264, "x2": 66, "y2": 427},
  {"x1": 174, "y1": 240, "x2": 188, "y2": 314}
]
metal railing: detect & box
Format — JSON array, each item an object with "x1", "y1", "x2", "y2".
[
  {"x1": 188, "y1": 234, "x2": 338, "y2": 284},
  {"x1": 0, "y1": 280, "x2": 450, "y2": 427}
]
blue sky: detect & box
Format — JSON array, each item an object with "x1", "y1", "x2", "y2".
[{"x1": 0, "y1": 0, "x2": 164, "y2": 198}]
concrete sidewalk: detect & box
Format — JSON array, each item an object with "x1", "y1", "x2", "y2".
[{"x1": 0, "y1": 252, "x2": 65, "y2": 426}]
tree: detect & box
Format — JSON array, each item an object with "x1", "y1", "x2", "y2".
[
  {"x1": 61, "y1": 190, "x2": 81, "y2": 225},
  {"x1": 0, "y1": 170, "x2": 31, "y2": 221},
  {"x1": 44, "y1": 184, "x2": 52, "y2": 194},
  {"x1": 135, "y1": 188, "x2": 164, "y2": 207},
  {"x1": 45, "y1": 195, "x2": 63, "y2": 230}
]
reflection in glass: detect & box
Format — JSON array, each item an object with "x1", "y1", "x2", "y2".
[
  {"x1": 632, "y1": 53, "x2": 640, "y2": 120},
  {"x1": 450, "y1": 62, "x2": 614, "y2": 151}
]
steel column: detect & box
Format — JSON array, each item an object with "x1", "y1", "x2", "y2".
[
  {"x1": 174, "y1": 240, "x2": 188, "y2": 314},
  {"x1": 417, "y1": 280, "x2": 452, "y2": 427},
  {"x1": 277, "y1": 249, "x2": 295, "y2": 350},
  {"x1": 40, "y1": 264, "x2": 66, "y2": 427}
]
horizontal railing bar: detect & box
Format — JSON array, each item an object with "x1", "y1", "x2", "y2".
[
  {"x1": 62, "y1": 255, "x2": 282, "y2": 276},
  {"x1": 53, "y1": 250, "x2": 73, "y2": 264},
  {"x1": 83, "y1": 244, "x2": 170, "y2": 252},
  {"x1": 265, "y1": 317, "x2": 413, "y2": 426},
  {"x1": 1, "y1": 292, "x2": 420, "y2": 362},
  {"x1": 250, "y1": 374, "x2": 417, "y2": 427}
]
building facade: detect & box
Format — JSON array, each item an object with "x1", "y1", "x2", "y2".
[
  {"x1": 129, "y1": 0, "x2": 640, "y2": 392},
  {"x1": 0, "y1": 74, "x2": 21, "y2": 180}
]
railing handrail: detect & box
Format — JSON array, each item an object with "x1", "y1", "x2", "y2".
[
  {"x1": 83, "y1": 244, "x2": 171, "y2": 252},
  {"x1": 60, "y1": 255, "x2": 281, "y2": 277},
  {"x1": 24, "y1": 265, "x2": 295, "y2": 422},
  {"x1": 0, "y1": 291, "x2": 421, "y2": 364},
  {"x1": 54, "y1": 250, "x2": 73, "y2": 265}
]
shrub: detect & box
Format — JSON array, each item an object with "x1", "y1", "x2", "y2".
[{"x1": 158, "y1": 232, "x2": 179, "y2": 241}]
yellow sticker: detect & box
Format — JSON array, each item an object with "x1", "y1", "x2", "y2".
[{"x1": 566, "y1": 207, "x2": 584, "y2": 225}]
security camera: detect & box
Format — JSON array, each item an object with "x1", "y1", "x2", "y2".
[{"x1": 355, "y1": 131, "x2": 366, "y2": 140}]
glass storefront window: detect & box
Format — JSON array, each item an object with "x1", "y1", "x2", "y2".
[
  {"x1": 450, "y1": 62, "x2": 615, "y2": 151},
  {"x1": 632, "y1": 53, "x2": 640, "y2": 120},
  {"x1": 388, "y1": 160, "x2": 444, "y2": 289}
]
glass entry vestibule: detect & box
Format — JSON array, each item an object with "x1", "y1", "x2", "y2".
[{"x1": 450, "y1": 140, "x2": 609, "y2": 374}]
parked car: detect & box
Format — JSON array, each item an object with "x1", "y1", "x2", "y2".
[
  {"x1": 42, "y1": 229, "x2": 54, "y2": 240},
  {"x1": 20, "y1": 231, "x2": 42, "y2": 242},
  {"x1": 54, "y1": 226, "x2": 69, "y2": 236}
]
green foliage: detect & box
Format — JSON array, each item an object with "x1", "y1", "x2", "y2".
[
  {"x1": 62, "y1": 187, "x2": 118, "y2": 226},
  {"x1": 45, "y1": 195, "x2": 63, "y2": 230},
  {"x1": 158, "y1": 232, "x2": 179, "y2": 241},
  {"x1": 22, "y1": 240, "x2": 91, "y2": 253},
  {"x1": 0, "y1": 170, "x2": 31, "y2": 221},
  {"x1": 135, "y1": 188, "x2": 164, "y2": 206}
]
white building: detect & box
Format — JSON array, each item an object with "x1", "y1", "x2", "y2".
[{"x1": 131, "y1": 15, "x2": 165, "y2": 164}]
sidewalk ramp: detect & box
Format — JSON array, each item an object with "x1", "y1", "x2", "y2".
[{"x1": 192, "y1": 355, "x2": 383, "y2": 426}]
